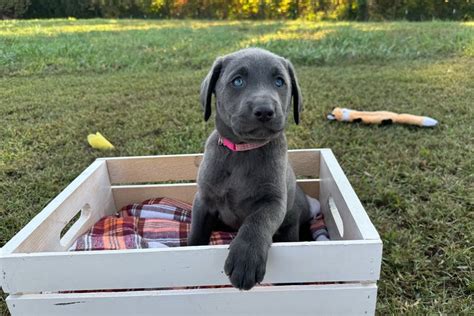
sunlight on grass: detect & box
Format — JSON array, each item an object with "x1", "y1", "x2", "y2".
[
  {"x1": 188, "y1": 20, "x2": 250, "y2": 29},
  {"x1": 0, "y1": 21, "x2": 177, "y2": 37},
  {"x1": 279, "y1": 20, "x2": 398, "y2": 33},
  {"x1": 284, "y1": 20, "x2": 350, "y2": 30},
  {"x1": 0, "y1": 19, "x2": 248, "y2": 37},
  {"x1": 241, "y1": 29, "x2": 335, "y2": 46},
  {"x1": 1, "y1": 19, "x2": 472, "y2": 76}
]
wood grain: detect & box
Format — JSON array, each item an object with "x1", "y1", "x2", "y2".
[
  {"x1": 106, "y1": 149, "x2": 320, "y2": 184},
  {"x1": 1, "y1": 240, "x2": 382, "y2": 293},
  {"x1": 112, "y1": 179, "x2": 320, "y2": 208},
  {"x1": 7, "y1": 283, "x2": 377, "y2": 316}
]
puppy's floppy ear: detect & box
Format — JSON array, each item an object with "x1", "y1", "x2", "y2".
[
  {"x1": 200, "y1": 57, "x2": 223, "y2": 121},
  {"x1": 286, "y1": 59, "x2": 303, "y2": 124}
]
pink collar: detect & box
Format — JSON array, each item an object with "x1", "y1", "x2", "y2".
[{"x1": 218, "y1": 136, "x2": 269, "y2": 152}]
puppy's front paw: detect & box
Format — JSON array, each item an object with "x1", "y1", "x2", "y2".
[{"x1": 224, "y1": 239, "x2": 267, "y2": 290}]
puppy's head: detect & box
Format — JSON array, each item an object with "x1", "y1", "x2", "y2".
[{"x1": 200, "y1": 48, "x2": 302, "y2": 142}]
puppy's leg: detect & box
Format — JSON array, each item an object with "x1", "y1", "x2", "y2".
[
  {"x1": 273, "y1": 222, "x2": 299, "y2": 242},
  {"x1": 188, "y1": 192, "x2": 214, "y2": 246},
  {"x1": 275, "y1": 185, "x2": 310, "y2": 242},
  {"x1": 224, "y1": 199, "x2": 286, "y2": 290}
]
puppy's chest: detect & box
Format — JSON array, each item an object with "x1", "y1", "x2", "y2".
[
  {"x1": 207, "y1": 161, "x2": 252, "y2": 201},
  {"x1": 201, "y1": 154, "x2": 266, "y2": 224},
  {"x1": 216, "y1": 178, "x2": 253, "y2": 227}
]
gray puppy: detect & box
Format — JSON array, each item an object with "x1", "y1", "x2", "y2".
[{"x1": 188, "y1": 48, "x2": 311, "y2": 290}]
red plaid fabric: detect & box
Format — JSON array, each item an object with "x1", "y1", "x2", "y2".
[{"x1": 70, "y1": 197, "x2": 328, "y2": 251}]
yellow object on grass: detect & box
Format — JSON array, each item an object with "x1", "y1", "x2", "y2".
[
  {"x1": 87, "y1": 132, "x2": 115, "y2": 150},
  {"x1": 327, "y1": 107, "x2": 438, "y2": 127}
]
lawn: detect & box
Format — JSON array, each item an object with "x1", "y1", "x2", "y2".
[{"x1": 0, "y1": 19, "x2": 473, "y2": 314}]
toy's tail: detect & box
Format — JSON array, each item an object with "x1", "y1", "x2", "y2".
[{"x1": 421, "y1": 117, "x2": 438, "y2": 127}]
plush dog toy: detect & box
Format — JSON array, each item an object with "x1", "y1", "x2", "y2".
[{"x1": 327, "y1": 107, "x2": 438, "y2": 127}]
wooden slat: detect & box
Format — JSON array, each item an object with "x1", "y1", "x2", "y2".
[
  {"x1": 105, "y1": 149, "x2": 320, "y2": 184},
  {"x1": 288, "y1": 149, "x2": 320, "y2": 179},
  {"x1": 1, "y1": 240, "x2": 382, "y2": 293},
  {"x1": 296, "y1": 179, "x2": 320, "y2": 199},
  {"x1": 1, "y1": 161, "x2": 116, "y2": 254},
  {"x1": 112, "y1": 183, "x2": 197, "y2": 207},
  {"x1": 112, "y1": 179, "x2": 320, "y2": 209},
  {"x1": 7, "y1": 283, "x2": 377, "y2": 316},
  {"x1": 106, "y1": 154, "x2": 203, "y2": 184},
  {"x1": 319, "y1": 149, "x2": 381, "y2": 241}
]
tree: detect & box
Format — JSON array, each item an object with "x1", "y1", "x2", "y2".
[{"x1": 0, "y1": 0, "x2": 31, "y2": 18}]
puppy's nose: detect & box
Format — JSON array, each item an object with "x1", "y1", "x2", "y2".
[{"x1": 253, "y1": 106, "x2": 274, "y2": 122}]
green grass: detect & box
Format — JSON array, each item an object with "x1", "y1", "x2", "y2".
[
  {"x1": 1, "y1": 19, "x2": 473, "y2": 314},
  {"x1": 1, "y1": 19, "x2": 473, "y2": 75}
]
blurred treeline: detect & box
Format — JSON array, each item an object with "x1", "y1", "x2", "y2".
[{"x1": 2, "y1": 0, "x2": 472, "y2": 21}]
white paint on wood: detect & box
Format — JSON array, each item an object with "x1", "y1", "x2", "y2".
[
  {"x1": 1, "y1": 240, "x2": 382, "y2": 293},
  {"x1": 1, "y1": 161, "x2": 116, "y2": 254},
  {"x1": 105, "y1": 149, "x2": 320, "y2": 184},
  {"x1": 0, "y1": 148, "x2": 382, "y2": 316},
  {"x1": 112, "y1": 179, "x2": 320, "y2": 209},
  {"x1": 328, "y1": 197, "x2": 344, "y2": 238},
  {"x1": 7, "y1": 283, "x2": 378, "y2": 316},
  {"x1": 319, "y1": 149, "x2": 380, "y2": 241}
]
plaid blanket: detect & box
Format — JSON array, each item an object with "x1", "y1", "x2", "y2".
[{"x1": 70, "y1": 197, "x2": 329, "y2": 251}]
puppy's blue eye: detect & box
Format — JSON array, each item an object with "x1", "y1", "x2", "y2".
[
  {"x1": 232, "y1": 77, "x2": 244, "y2": 87},
  {"x1": 275, "y1": 77, "x2": 284, "y2": 87}
]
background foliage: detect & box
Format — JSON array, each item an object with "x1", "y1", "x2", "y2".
[{"x1": 1, "y1": 0, "x2": 473, "y2": 21}]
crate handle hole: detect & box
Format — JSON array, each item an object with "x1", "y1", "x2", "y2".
[
  {"x1": 328, "y1": 196, "x2": 344, "y2": 238},
  {"x1": 60, "y1": 204, "x2": 92, "y2": 248}
]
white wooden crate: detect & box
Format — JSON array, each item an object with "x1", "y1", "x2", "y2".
[{"x1": 0, "y1": 149, "x2": 382, "y2": 315}]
